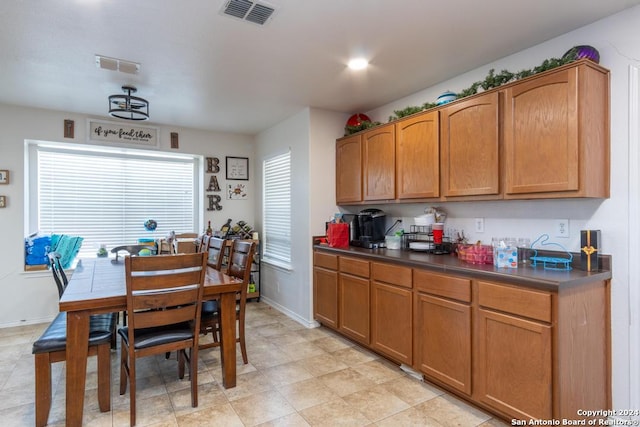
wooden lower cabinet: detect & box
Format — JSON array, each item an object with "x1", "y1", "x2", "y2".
[
  {"x1": 312, "y1": 249, "x2": 610, "y2": 423},
  {"x1": 339, "y1": 273, "x2": 370, "y2": 344},
  {"x1": 338, "y1": 256, "x2": 371, "y2": 345},
  {"x1": 413, "y1": 269, "x2": 472, "y2": 395},
  {"x1": 313, "y1": 267, "x2": 338, "y2": 329},
  {"x1": 371, "y1": 278, "x2": 412, "y2": 364},
  {"x1": 475, "y1": 308, "x2": 552, "y2": 419},
  {"x1": 313, "y1": 252, "x2": 339, "y2": 329},
  {"x1": 415, "y1": 293, "x2": 471, "y2": 394}
]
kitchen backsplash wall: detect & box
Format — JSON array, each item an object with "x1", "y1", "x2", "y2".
[{"x1": 340, "y1": 198, "x2": 602, "y2": 252}]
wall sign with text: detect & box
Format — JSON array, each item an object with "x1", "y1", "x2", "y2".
[{"x1": 88, "y1": 119, "x2": 158, "y2": 147}]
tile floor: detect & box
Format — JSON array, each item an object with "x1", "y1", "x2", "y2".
[{"x1": 0, "y1": 302, "x2": 510, "y2": 426}]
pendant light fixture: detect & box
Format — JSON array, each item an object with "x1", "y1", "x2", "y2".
[{"x1": 108, "y1": 85, "x2": 149, "y2": 121}]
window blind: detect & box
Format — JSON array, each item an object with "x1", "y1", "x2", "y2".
[
  {"x1": 36, "y1": 146, "x2": 196, "y2": 258},
  {"x1": 262, "y1": 151, "x2": 291, "y2": 265}
]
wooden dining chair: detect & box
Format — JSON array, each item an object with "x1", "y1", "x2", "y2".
[
  {"x1": 198, "y1": 234, "x2": 211, "y2": 254},
  {"x1": 118, "y1": 252, "x2": 207, "y2": 426},
  {"x1": 199, "y1": 240, "x2": 255, "y2": 365},
  {"x1": 199, "y1": 236, "x2": 227, "y2": 346},
  {"x1": 207, "y1": 236, "x2": 227, "y2": 270},
  {"x1": 32, "y1": 252, "x2": 117, "y2": 427}
]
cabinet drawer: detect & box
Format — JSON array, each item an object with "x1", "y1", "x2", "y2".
[
  {"x1": 314, "y1": 251, "x2": 338, "y2": 270},
  {"x1": 478, "y1": 281, "x2": 552, "y2": 323},
  {"x1": 372, "y1": 262, "x2": 412, "y2": 288},
  {"x1": 339, "y1": 256, "x2": 370, "y2": 278},
  {"x1": 414, "y1": 269, "x2": 471, "y2": 303}
]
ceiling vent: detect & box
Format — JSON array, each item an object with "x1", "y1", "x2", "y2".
[
  {"x1": 95, "y1": 55, "x2": 140, "y2": 74},
  {"x1": 221, "y1": 0, "x2": 277, "y2": 26}
]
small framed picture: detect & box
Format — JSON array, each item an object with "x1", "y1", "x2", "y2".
[
  {"x1": 0, "y1": 196, "x2": 6, "y2": 208},
  {"x1": 0, "y1": 170, "x2": 8, "y2": 184},
  {"x1": 226, "y1": 157, "x2": 249, "y2": 180}
]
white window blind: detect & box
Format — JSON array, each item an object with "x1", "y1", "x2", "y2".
[
  {"x1": 34, "y1": 145, "x2": 197, "y2": 258},
  {"x1": 263, "y1": 151, "x2": 291, "y2": 266}
]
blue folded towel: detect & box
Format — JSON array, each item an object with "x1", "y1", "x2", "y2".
[
  {"x1": 24, "y1": 236, "x2": 52, "y2": 265},
  {"x1": 51, "y1": 234, "x2": 84, "y2": 269}
]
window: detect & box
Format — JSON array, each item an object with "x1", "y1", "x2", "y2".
[
  {"x1": 262, "y1": 150, "x2": 291, "y2": 267},
  {"x1": 27, "y1": 142, "x2": 199, "y2": 258}
]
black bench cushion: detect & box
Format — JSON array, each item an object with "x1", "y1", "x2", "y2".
[{"x1": 32, "y1": 312, "x2": 117, "y2": 354}]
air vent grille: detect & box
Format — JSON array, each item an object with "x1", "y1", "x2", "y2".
[{"x1": 221, "y1": 0, "x2": 276, "y2": 26}]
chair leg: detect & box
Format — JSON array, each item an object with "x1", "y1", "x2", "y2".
[
  {"x1": 34, "y1": 353, "x2": 52, "y2": 427},
  {"x1": 239, "y1": 317, "x2": 248, "y2": 364},
  {"x1": 129, "y1": 354, "x2": 136, "y2": 427},
  {"x1": 119, "y1": 342, "x2": 128, "y2": 395},
  {"x1": 190, "y1": 347, "x2": 198, "y2": 407},
  {"x1": 110, "y1": 319, "x2": 117, "y2": 350},
  {"x1": 178, "y1": 350, "x2": 185, "y2": 379},
  {"x1": 97, "y1": 343, "x2": 111, "y2": 412}
]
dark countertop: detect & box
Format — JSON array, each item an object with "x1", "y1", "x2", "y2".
[{"x1": 314, "y1": 244, "x2": 612, "y2": 292}]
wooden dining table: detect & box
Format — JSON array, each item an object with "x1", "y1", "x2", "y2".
[{"x1": 59, "y1": 257, "x2": 242, "y2": 427}]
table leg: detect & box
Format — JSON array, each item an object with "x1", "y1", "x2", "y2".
[
  {"x1": 65, "y1": 310, "x2": 90, "y2": 426},
  {"x1": 219, "y1": 292, "x2": 237, "y2": 388}
]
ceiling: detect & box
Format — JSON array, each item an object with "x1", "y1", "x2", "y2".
[{"x1": 1, "y1": 0, "x2": 639, "y2": 135}]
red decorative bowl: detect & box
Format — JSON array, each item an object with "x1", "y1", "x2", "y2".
[{"x1": 346, "y1": 113, "x2": 371, "y2": 128}]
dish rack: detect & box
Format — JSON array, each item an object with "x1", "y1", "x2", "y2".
[
  {"x1": 402, "y1": 225, "x2": 451, "y2": 254},
  {"x1": 529, "y1": 234, "x2": 573, "y2": 271}
]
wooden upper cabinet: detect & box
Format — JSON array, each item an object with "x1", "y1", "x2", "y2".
[
  {"x1": 395, "y1": 110, "x2": 440, "y2": 199},
  {"x1": 363, "y1": 123, "x2": 395, "y2": 201},
  {"x1": 336, "y1": 134, "x2": 362, "y2": 203},
  {"x1": 503, "y1": 61, "x2": 610, "y2": 198},
  {"x1": 440, "y1": 91, "x2": 500, "y2": 198}
]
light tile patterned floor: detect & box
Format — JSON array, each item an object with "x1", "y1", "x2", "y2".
[{"x1": 0, "y1": 302, "x2": 510, "y2": 426}]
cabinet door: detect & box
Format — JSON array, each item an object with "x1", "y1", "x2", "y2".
[
  {"x1": 396, "y1": 111, "x2": 440, "y2": 199},
  {"x1": 476, "y1": 308, "x2": 552, "y2": 420},
  {"x1": 363, "y1": 123, "x2": 395, "y2": 200},
  {"x1": 503, "y1": 67, "x2": 579, "y2": 195},
  {"x1": 336, "y1": 135, "x2": 362, "y2": 203},
  {"x1": 415, "y1": 293, "x2": 471, "y2": 394},
  {"x1": 313, "y1": 267, "x2": 338, "y2": 329},
  {"x1": 371, "y1": 281, "x2": 412, "y2": 365},
  {"x1": 339, "y1": 273, "x2": 370, "y2": 344},
  {"x1": 440, "y1": 92, "x2": 500, "y2": 198}
]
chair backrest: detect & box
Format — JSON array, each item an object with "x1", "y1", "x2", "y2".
[
  {"x1": 198, "y1": 235, "x2": 211, "y2": 254},
  {"x1": 207, "y1": 237, "x2": 227, "y2": 270},
  {"x1": 124, "y1": 252, "x2": 207, "y2": 334},
  {"x1": 47, "y1": 251, "x2": 68, "y2": 299},
  {"x1": 226, "y1": 240, "x2": 256, "y2": 310}
]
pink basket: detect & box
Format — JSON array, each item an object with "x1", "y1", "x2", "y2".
[{"x1": 457, "y1": 244, "x2": 493, "y2": 265}]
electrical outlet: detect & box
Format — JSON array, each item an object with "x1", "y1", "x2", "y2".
[
  {"x1": 474, "y1": 218, "x2": 484, "y2": 233},
  {"x1": 554, "y1": 219, "x2": 569, "y2": 238}
]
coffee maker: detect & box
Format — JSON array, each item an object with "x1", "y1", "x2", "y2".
[{"x1": 351, "y1": 208, "x2": 386, "y2": 248}]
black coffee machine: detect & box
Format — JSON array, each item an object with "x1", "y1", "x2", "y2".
[{"x1": 350, "y1": 208, "x2": 386, "y2": 248}]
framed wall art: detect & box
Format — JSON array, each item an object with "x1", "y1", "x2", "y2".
[
  {"x1": 0, "y1": 170, "x2": 9, "y2": 184},
  {"x1": 226, "y1": 157, "x2": 249, "y2": 180},
  {"x1": 227, "y1": 183, "x2": 247, "y2": 199},
  {"x1": 0, "y1": 195, "x2": 6, "y2": 208}
]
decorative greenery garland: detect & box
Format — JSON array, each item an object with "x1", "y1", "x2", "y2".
[{"x1": 344, "y1": 48, "x2": 594, "y2": 135}]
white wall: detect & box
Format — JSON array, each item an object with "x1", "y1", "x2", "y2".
[
  {"x1": 0, "y1": 104, "x2": 255, "y2": 326},
  {"x1": 361, "y1": 5, "x2": 640, "y2": 414},
  {"x1": 254, "y1": 107, "x2": 346, "y2": 325}
]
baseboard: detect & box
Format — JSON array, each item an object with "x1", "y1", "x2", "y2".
[
  {"x1": 0, "y1": 314, "x2": 56, "y2": 329},
  {"x1": 257, "y1": 296, "x2": 318, "y2": 329}
]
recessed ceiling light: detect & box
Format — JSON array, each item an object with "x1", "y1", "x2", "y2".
[{"x1": 348, "y1": 58, "x2": 369, "y2": 70}]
